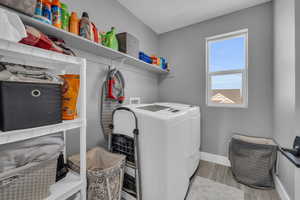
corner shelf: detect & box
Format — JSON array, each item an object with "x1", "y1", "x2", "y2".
[{"x1": 15, "y1": 11, "x2": 168, "y2": 74}]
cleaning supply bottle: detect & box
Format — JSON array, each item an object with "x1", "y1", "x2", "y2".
[
  {"x1": 90, "y1": 22, "x2": 94, "y2": 41},
  {"x1": 103, "y1": 27, "x2": 119, "y2": 50},
  {"x1": 51, "y1": 0, "x2": 62, "y2": 28},
  {"x1": 42, "y1": 0, "x2": 52, "y2": 23},
  {"x1": 69, "y1": 12, "x2": 79, "y2": 35},
  {"x1": 79, "y1": 12, "x2": 92, "y2": 40},
  {"x1": 100, "y1": 31, "x2": 106, "y2": 45},
  {"x1": 91, "y1": 23, "x2": 99, "y2": 43},
  {"x1": 34, "y1": 0, "x2": 43, "y2": 16},
  {"x1": 61, "y1": 3, "x2": 69, "y2": 31}
]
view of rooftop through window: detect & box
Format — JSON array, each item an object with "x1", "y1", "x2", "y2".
[{"x1": 207, "y1": 31, "x2": 247, "y2": 107}]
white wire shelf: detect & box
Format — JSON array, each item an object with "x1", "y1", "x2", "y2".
[
  {"x1": 46, "y1": 171, "x2": 82, "y2": 200},
  {"x1": 15, "y1": 11, "x2": 169, "y2": 74},
  {"x1": 0, "y1": 119, "x2": 83, "y2": 145}
]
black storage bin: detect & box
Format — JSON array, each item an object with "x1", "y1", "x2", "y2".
[{"x1": 0, "y1": 81, "x2": 62, "y2": 131}]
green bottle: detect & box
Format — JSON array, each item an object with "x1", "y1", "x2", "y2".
[
  {"x1": 61, "y1": 3, "x2": 69, "y2": 31},
  {"x1": 103, "y1": 27, "x2": 119, "y2": 51}
]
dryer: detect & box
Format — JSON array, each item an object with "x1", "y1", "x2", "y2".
[{"x1": 113, "y1": 103, "x2": 201, "y2": 200}]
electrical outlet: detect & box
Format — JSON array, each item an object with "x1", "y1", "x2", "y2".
[{"x1": 130, "y1": 97, "x2": 141, "y2": 104}]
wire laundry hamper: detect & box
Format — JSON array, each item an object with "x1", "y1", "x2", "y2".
[{"x1": 0, "y1": 158, "x2": 57, "y2": 200}]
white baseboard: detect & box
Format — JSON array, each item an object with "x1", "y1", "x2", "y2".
[
  {"x1": 199, "y1": 151, "x2": 231, "y2": 167},
  {"x1": 274, "y1": 175, "x2": 291, "y2": 200}
]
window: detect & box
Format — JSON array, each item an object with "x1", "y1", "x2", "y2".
[{"x1": 206, "y1": 29, "x2": 248, "y2": 108}]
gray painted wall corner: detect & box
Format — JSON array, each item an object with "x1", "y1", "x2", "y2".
[
  {"x1": 158, "y1": 2, "x2": 274, "y2": 156},
  {"x1": 273, "y1": 0, "x2": 296, "y2": 199}
]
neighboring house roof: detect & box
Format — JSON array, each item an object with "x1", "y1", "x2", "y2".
[{"x1": 211, "y1": 89, "x2": 242, "y2": 104}]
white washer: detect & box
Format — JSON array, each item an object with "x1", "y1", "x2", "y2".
[
  {"x1": 157, "y1": 103, "x2": 201, "y2": 177},
  {"x1": 113, "y1": 103, "x2": 201, "y2": 200}
]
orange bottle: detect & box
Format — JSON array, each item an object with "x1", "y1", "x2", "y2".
[
  {"x1": 51, "y1": 0, "x2": 62, "y2": 28},
  {"x1": 60, "y1": 74, "x2": 80, "y2": 120},
  {"x1": 69, "y1": 12, "x2": 79, "y2": 35}
]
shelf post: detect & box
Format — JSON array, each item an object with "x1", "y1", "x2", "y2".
[{"x1": 80, "y1": 58, "x2": 87, "y2": 200}]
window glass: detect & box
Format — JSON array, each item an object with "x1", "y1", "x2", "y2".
[
  {"x1": 210, "y1": 74, "x2": 243, "y2": 104},
  {"x1": 209, "y1": 36, "x2": 245, "y2": 72},
  {"x1": 206, "y1": 30, "x2": 248, "y2": 107}
]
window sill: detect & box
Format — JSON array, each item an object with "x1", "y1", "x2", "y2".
[{"x1": 206, "y1": 103, "x2": 248, "y2": 108}]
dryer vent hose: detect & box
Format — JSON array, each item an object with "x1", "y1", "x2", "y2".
[{"x1": 100, "y1": 67, "x2": 125, "y2": 140}]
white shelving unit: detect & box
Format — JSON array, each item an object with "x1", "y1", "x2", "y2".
[
  {"x1": 0, "y1": 39, "x2": 87, "y2": 200},
  {"x1": 9, "y1": 10, "x2": 169, "y2": 75}
]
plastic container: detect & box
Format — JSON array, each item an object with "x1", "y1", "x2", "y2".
[
  {"x1": 69, "y1": 12, "x2": 79, "y2": 35},
  {"x1": 99, "y1": 31, "x2": 106, "y2": 44},
  {"x1": 60, "y1": 74, "x2": 80, "y2": 120},
  {"x1": 51, "y1": 0, "x2": 61, "y2": 28},
  {"x1": 151, "y1": 55, "x2": 159, "y2": 65},
  {"x1": 91, "y1": 22, "x2": 99, "y2": 43},
  {"x1": 42, "y1": 0, "x2": 52, "y2": 23},
  {"x1": 34, "y1": 0, "x2": 43, "y2": 16},
  {"x1": 61, "y1": 3, "x2": 69, "y2": 31},
  {"x1": 161, "y1": 57, "x2": 167, "y2": 70},
  {"x1": 79, "y1": 12, "x2": 91, "y2": 40},
  {"x1": 139, "y1": 52, "x2": 152, "y2": 64},
  {"x1": 103, "y1": 27, "x2": 119, "y2": 50},
  {"x1": 68, "y1": 147, "x2": 126, "y2": 200}
]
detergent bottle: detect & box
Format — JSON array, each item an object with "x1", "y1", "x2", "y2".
[
  {"x1": 51, "y1": 0, "x2": 62, "y2": 28},
  {"x1": 34, "y1": 0, "x2": 43, "y2": 16},
  {"x1": 69, "y1": 12, "x2": 79, "y2": 35},
  {"x1": 91, "y1": 23, "x2": 99, "y2": 43},
  {"x1": 61, "y1": 3, "x2": 69, "y2": 31},
  {"x1": 103, "y1": 27, "x2": 119, "y2": 50},
  {"x1": 42, "y1": 0, "x2": 52, "y2": 23},
  {"x1": 79, "y1": 12, "x2": 92, "y2": 40}
]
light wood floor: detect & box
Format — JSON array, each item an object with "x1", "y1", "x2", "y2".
[{"x1": 195, "y1": 160, "x2": 280, "y2": 200}]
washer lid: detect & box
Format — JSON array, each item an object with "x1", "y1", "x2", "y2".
[
  {"x1": 137, "y1": 105, "x2": 170, "y2": 112},
  {"x1": 122, "y1": 104, "x2": 188, "y2": 120}
]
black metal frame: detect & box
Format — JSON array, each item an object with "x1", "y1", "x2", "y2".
[{"x1": 109, "y1": 107, "x2": 142, "y2": 200}]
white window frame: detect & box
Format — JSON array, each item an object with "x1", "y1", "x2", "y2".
[{"x1": 206, "y1": 29, "x2": 248, "y2": 108}]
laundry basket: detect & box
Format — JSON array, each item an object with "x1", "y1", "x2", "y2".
[
  {"x1": 0, "y1": 158, "x2": 57, "y2": 200},
  {"x1": 68, "y1": 147, "x2": 126, "y2": 200},
  {"x1": 229, "y1": 134, "x2": 278, "y2": 189}
]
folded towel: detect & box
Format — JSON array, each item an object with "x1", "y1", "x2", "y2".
[{"x1": 0, "y1": 134, "x2": 64, "y2": 173}]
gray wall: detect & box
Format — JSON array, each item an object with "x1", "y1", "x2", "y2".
[
  {"x1": 61, "y1": 0, "x2": 160, "y2": 154},
  {"x1": 273, "y1": 0, "x2": 296, "y2": 199},
  {"x1": 158, "y1": 3, "x2": 274, "y2": 156},
  {"x1": 296, "y1": 0, "x2": 300, "y2": 137}
]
